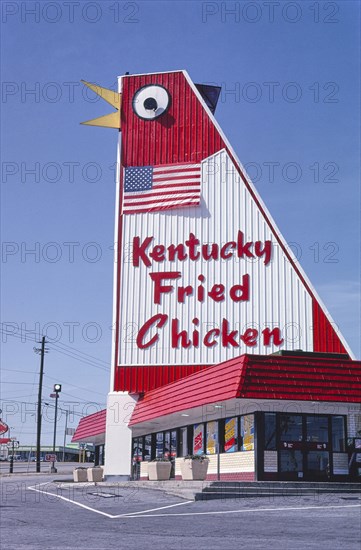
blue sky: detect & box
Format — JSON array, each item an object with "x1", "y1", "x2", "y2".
[{"x1": 1, "y1": 1, "x2": 360, "y2": 446}]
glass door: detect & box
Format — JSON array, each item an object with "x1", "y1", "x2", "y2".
[
  {"x1": 164, "y1": 430, "x2": 177, "y2": 478},
  {"x1": 260, "y1": 413, "x2": 346, "y2": 481},
  {"x1": 132, "y1": 437, "x2": 142, "y2": 480},
  {"x1": 304, "y1": 416, "x2": 330, "y2": 480},
  {"x1": 278, "y1": 415, "x2": 304, "y2": 480}
]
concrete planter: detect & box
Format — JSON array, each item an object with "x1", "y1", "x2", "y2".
[
  {"x1": 147, "y1": 461, "x2": 172, "y2": 481},
  {"x1": 73, "y1": 468, "x2": 88, "y2": 482},
  {"x1": 180, "y1": 458, "x2": 209, "y2": 481},
  {"x1": 87, "y1": 467, "x2": 103, "y2": 482}
]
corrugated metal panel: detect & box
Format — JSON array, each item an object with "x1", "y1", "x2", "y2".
[
  {"x1": 71, "y1": 409, "x2": 106, "y2": 442},
  {"x1": 121, "y1": 71, "x2": 224, "y2": 167},
  {"x1": 114, "y1": 365, "x2": 207, "y2": 394},
  {"x1": 312, "y1": 299, "x2": 347, "y2": 354},
  {"x1": 240, "y1": 354, "x2": 359, "y2": 400},
  {"x1": 130, "y1": 354, "x2": 361, "y2": 425},
  {"x1": 117, "y1": 150, "x2": 314, "y2": 370},
  {"x1": 129, "y1": 356, "x2": 245, "y2": 425}
]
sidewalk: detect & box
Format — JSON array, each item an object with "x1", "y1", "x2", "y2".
[{"x1": 55, "y1": 479, "x2": 361, "y2": 501}]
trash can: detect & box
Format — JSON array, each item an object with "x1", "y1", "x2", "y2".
[
  {"x1": 87, "y1": 467, "x2": 103, "y2": 482},
  {"x1": 73, "y1": 468, "x2": 88, "y2": 482}
]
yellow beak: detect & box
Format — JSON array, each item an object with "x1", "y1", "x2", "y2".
[{"x1": 81, "y1": 80, "x2": 121, "y2": 129}]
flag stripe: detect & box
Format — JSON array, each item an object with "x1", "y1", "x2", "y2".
[
  {"x1": 153, "y1": 173, "x2": 200, "y2": 182},
  {"x1": 153, "y1": 164, "x2": 201, "y2": 173},
  {"x1": 124, "y1": 193, "x2": 200, "y2": 208},
  {"x1": 125, "y1": 184, "x2": 200, "y2": 196},
  {"x1": 153, "y1": 180, "x2": 199, "y2": 189},
  {"x1": 124, "y1": 191, "x2": 200, "y2": 204},
  {"x1": 125, "y1": 197, "x2": 200, "y2": 213}
]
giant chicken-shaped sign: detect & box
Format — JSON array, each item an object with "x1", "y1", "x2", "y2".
[{"x1": 82, "y1": 70, "x2": 351, "y2": 393}]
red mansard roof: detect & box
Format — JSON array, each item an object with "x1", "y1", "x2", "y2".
[
  {"x1": 114, "y1": 364, "x2": 208, "y2": 394},
  {"x1": 72, "y1": 409, "x2": 106, "y2": 442},
  {"x1": 129, "y1": 353, "x2": 361, "y2": 426}
]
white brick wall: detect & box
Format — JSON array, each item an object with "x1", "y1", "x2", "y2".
[
  {"x1": 347, "y1": 410, "x2": 361, "y2": 438},
  {"x1": 175, "y1": 452, "x2": 255, "y2": 476},
  {"x1": 140, "y1": 461, "x2": 149, "y2": 478}
]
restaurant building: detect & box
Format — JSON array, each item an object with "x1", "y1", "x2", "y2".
[{"x1": 77, "y1": 70, "x2": 360, "y2": 482}]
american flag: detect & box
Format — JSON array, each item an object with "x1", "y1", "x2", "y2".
[{"x1": 122, "y1": 163, "x2": 201, "y2": 214}]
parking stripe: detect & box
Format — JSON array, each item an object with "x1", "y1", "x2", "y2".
[
  {"x1": 26, "y1": 484, "x2": 361, "y2": 520},
  {"x1": 27, "y1": 483, "x2": 192, "y2": 519},
  {"x1": 123, "y1": 503, "x2": 361, "y2": 518},
  {"x1": 115, "y1": 501, "x2": 193, "y2": 517},
  {"x1": 27, "y1": 485, "x2": 116, "y2": 518}
]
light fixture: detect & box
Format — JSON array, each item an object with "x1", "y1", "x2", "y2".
[
  {"x1": 214, "y1": 405, "x2": 223, "y2": 409},
  {"x1": 181, "y1": 414, "x2": 190, "y2": 417}
]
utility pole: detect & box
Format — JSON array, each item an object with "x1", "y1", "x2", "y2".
[{"x1": 34, "y1": 336, "x2": 47, "y2": 473}]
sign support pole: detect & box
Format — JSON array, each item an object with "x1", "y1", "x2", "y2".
[{"x1": 51, "y1": 391, "x2": 59, "y2": 473}]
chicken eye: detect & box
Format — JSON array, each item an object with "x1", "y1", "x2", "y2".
[{"x1": 132, "y1": 84, "x2": 171, "y2": 120}]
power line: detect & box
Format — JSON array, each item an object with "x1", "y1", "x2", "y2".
[
  {"x1": 0, "y1": 329, "x2": 38, "y2": 343},
  {"x1": 1, "y1": 369, "x2": 106, "y2": 398},
  {"x1": 1, "y1": 400, "x2": 104, "y2": 410},
  {"x1": 43, "y1": 374, "x2": 106, "y2": 397},
  {"x1": 49, "y1": 346, "x2": 110, "y2": 372},
  {"x1": 48, "y1": 339, "x2": 109, "y2": 366},
  {"x1": 0, "y1": 328, "x2": 110, "y2": 372},
  {"x1": 1, "y1": 382, "x2": 39, "y2": 386},
  {"x1": 1, "y1": 368, "x2": 38, "y2": 374},
  {"x1": 1, "y1": 327, "x2": 110, "y2": 368}
]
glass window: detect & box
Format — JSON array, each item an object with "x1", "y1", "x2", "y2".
[
  {"x1": 132, "y1": 437, "x2": 142, "y2": 461},
  {"x1": 224, "y1": 417, "x2": 238, "y2": 453},
  {"x1": 306, "y1": 416, "x2": 329, "y2": 443},
  {"x1": 280, "y1": 415, "x2": 303, "y2": 442},
  {"x1": 264, "y1": 413, "x2": 276, "y2": 450},
  {"x1": 193, "y1": 423, "x2": 204, "y2": 455},
  {"x1": 179, "y1": 427, "x2": 188, "y2": 457},
  {"x1": 280, "y1": 450, "x2": 303, "y2": 473},
  {"x1": 332, "y1": 416, "x2": 346, "y2": 451},
  {"x1": 156, "y1": 432, "x2": 164, "y2": 458},
  {"x1": 144, "y1": 435, "x2": 152, "y2": 461},
  {"x1": 307, "y1": 451, "x2": 329, "y2": 476},
  {"x1": 170, "y1": 430, "x2": 177, "y2": 458},
  {"x1": 240, "y1": 415, "x2": 254, "y2": 451},
  {"x1": 206, "y1": 421, "x2": 218, "y2": 455},
  {"x1": 164, "y1": 431, "x2": 171, "y2": 458}
]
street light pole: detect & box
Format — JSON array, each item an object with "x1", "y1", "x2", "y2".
[
  {"x1": 62, "y1": 409, "x2": 69, "y2": 463},
  {"x1": 52, "y1": 392, "x2": 59, "y2": 452},
  {"x1": 51, "y1": 384, "x2": 61, "y2": 473},
  {"x1": 9, "y1": 439, "x2": 15, "y2": 474},
  {"x1": 7, "y1": 428, "x2": 17, "y2": 474}
]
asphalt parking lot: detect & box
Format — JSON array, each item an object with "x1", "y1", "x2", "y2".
[{"x1": 1, "y1": 474, "x2": 360, "y2": 550}]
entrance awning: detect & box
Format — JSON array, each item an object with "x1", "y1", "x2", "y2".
[{"x1": 71, "y1": 409, "x2": 106, "y2": 445}]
